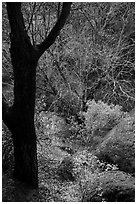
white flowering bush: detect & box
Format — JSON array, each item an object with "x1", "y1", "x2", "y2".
[
  {"x1": 83, "y1": 100, "x2": 126, "y2": 137},
  {"x1": 68, "y1": 100, "x2": 127, "y2": 147}
]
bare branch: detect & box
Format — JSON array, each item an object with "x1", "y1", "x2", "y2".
[
  {"x1": 7, "y1": 3, "x2": 25, "y2": 37},
  {"x1": 57, "y1": 2, "x2": 61, "y2": 19},
  {"x1": 36, "y1": 3, "x2": 72, "y2": 58},
  {"x1": 6, "y1": 3, "x2": 32, "y2": 48},
  {"x1": 26, "y1": 2, "x2": 36, "y2": 32}
]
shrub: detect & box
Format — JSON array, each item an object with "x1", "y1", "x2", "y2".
[
  {"x1": 67, "y1": 116, "x2": 87, "y2": 143},
  {"x1": 95, "y1": 114, "x2": 135, "y2": 175},
  {"x1": 53, "y1": 91, "x2": 82, "y2": 118},
  {"x1": 68, "y1": 100, "x2": 127, "y2": 147},
  {"x1": 83, "y1": 100, "x2": 126, "y2": 137},
  {"x1": 82, "y1": 171, "x2": 135, "y2": 202}
]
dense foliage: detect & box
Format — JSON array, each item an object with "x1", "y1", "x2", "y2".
[{"x1": 2, "y1": 2, "x2": 135, "y2": 202}]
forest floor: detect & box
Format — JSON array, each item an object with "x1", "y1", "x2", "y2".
[
  {"x1": 2, "y1": 111, "x2": 135, "y2": 202},
  {"x1": 2, "y1": 112, "x2": 87, "y2": 201}
]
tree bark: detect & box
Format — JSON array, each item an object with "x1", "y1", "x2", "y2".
[
  {"x1": 3, "y1": 3, "x2": 39, "y2": 188},
  {"x1": 3, "y1": 2, "x2": 72, "y2": 188},
  {"x1": 10, "y1": 56, "x2": 38, "y2": 187},
  {"x1": 3, "y1": 51, "x2": 38, "y2": 187}
]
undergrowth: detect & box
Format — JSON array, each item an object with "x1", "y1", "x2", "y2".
[{"x1": 68, "y1": 100, "x2": 127, "y2": 147}]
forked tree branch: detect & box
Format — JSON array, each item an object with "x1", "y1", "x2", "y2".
[
  {"x1": 36, "y1": 2, "x2": 72, "y2": 58},
  {"x1": 6, "y1": 3, "x2": 26, "y2": 39}
]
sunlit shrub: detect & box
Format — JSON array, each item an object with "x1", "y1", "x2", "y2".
[
  {"x1": 83, "y1": 100, "x2": 126, "y2": 136},
  {"x1": 68, "y1": 100, "x2": 127, "y2": 146}
]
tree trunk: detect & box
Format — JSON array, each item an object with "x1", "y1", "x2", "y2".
[
  {"x1": 11, "y1": 43, "x2": 38, "y2": 187},
  {"x1": 3, "y1": 54, "x2": 38, "y2": 187},
  {"x1": 12, "y1": 118, "x2": 38, "y2": 187},
  {"x1": 12, "y1": 123, "x2": 38, "y2": 187},
  {"x1": 4, "y1": 3, "x2": 39, "y2": 187},
  {"x1": 3, "y1": 2, "x2": 72, "y2": 188},
  {"x1": 10, "y1": 45, "x2": 38, "y2": 187}
]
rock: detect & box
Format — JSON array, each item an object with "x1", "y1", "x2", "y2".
[
  {"x1": 57, "y1": 157, "x2": 75, "y2": 182},
  {"x1": 95, "y1": 114, "x2": 135, "y2": 175},
  {"x1": 82, "y1": 171, "x2": 135, "y2": 202}
]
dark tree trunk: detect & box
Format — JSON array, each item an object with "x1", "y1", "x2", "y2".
[
  {"x1": 3, "y1": 48, "x2": 38, "y2": 188},
  {"x1": 12, "y1": 117, "x2": 38, "y2": 187},
  {"x1": 4, "y1": 3, "x2": 39, "y2": 187},
  {"x1": 11, "y1": 59, "x2": 38, "y2": 187},
  {"x1": 3, "y1": 2, "x2": 72, "y2": 188}
]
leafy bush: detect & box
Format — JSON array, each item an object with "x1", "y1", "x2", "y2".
[
  {"x1": 53, "y1": 91, "x2": 82, "y2": 118},
  {"x1": 68, "y1": 100, "x2": 127, "y2": 147},
  {"x1": 82, "y1": 171, "x2": 135, "y2": 202},
  {"x1": 95, "y1": 114, "x2": 135, "y2": 175},
  {"x1": 83, "y1": 100, "x2": 126, "y2": 137},
  {"x1": 67, "y1": 117, "x2": 87, "y2": 143}
]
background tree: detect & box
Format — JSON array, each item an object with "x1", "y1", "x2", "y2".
[
  {"x1": 61, "y1": 2, "x2": 135, "y2": 111},
  {"x1": 2, "y1": 2, "x2": 72, "y2": 188},
  {"x1": 29, "y1": 2, "x2": 134, "y2": 115}
]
